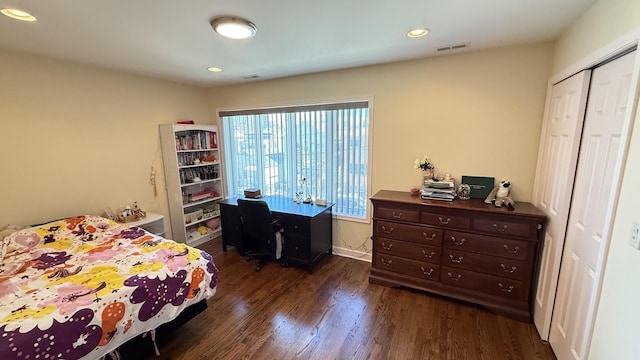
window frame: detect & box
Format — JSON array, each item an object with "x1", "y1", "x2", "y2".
[{"x1": 216, "y1": 97, "x2": 373, "y2": 223}]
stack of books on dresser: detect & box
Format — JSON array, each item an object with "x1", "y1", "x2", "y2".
[{"x1": 421, "y1": 179, "x2": 456, "y2": 201}]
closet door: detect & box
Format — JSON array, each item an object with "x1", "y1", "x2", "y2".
[
  {"x1": 549, "y1": 50, "x2": 636, "y2": 360},
  {"x1": 532, "y1": 70, "x2": 591, "y2": 340}
]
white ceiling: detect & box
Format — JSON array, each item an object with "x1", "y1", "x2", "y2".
[{"x1": 0, "y1": 0, "x2": 597, "y2": 87}]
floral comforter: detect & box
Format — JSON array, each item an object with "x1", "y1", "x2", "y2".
[{"x1": 0, "y1": 215, "x2": 218, "y2": 360}]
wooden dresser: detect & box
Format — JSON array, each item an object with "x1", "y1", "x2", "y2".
[{"x1": 370, "y1": 190, "x2": 546, "y2": 321}]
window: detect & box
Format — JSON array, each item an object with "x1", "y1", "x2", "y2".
[{"x1": 219, "y1": 100, "x2": 371, "y2": 220}]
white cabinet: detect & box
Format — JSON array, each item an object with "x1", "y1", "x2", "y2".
[
  {"x1": 159, "y1": 124, "x2": 223, "y2": 246},
  {"x1": 126, "y1": 212, "x2": 166, "y2": 237}
]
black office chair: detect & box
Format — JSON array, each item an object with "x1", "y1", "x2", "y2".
[{"x1": 237, "y1": 198, "x2": 283, "y2": 271}]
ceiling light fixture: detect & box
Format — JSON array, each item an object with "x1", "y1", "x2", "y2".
[
  {"x1": 211, "y1": 16, "x2": 257, "y2": 40},
  {"x1": 207, "y1": 67, "x2": 223, "y2": 72},
  {"x1": 407, "y1": 28, "x2": 430, "y2": 38},
  {"x1": 1, "y1": 8, "x2": 37, "y2": 22}
]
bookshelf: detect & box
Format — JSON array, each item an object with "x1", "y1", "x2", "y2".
[{"x1": 159, "y1": 123, "x2": 223, "y2": 246}]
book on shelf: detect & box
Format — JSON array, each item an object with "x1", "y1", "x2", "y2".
[
  {"x1": 206, "y1": 131, "x2": 217, "y2": 149},
  {"x1": 188, "y1": 189, "x2": 219, "y2": 202},
  {"x1": 175, "y1": 131, "x2": 216, "y2": 151}
]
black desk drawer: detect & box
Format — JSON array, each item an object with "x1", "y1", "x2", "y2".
[
  {"x1": 283, "y1": 217, "x2": 310, "y2": 236},
  {"x1": 286, "y1": 235, "x2": 310, "y2": 261},
  {"x1": 220, "y1": 203, "x2": 244, "y2": 251}
]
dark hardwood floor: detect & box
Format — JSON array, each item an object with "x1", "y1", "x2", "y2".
[{"x1": 140, "y1": 240, "x2": 556, "y2": 360}]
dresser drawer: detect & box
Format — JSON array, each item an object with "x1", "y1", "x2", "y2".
[
  {"x1": 472, "y1": 217, "x2": 533, "y2": 238},
  {"x1": 421, "y1": 211, "x2": 470, "y2": 229},
  {"x1": 441, "y1": 266, "x2": 526, "y2": 301},
  {"x1": 375, "y1": 220, "x2": 442, "y2": 246},
  {"x1": 376, "y1": 207, "x2": 420, "y2": 222},
  {"x1": 444, "y1": 230, "x2": 529, "y2": 261},
  {"x1": 375, "y1": 254, "x2": 440, "y2": 282},
  {"x1": 442, "y1": 249, "x2": 527, "y2": 280},
  {"x1": 374, "y1": 237, "x2": 440, "y2": 264}
]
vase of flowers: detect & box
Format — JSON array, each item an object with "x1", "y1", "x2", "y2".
[{"x1": 414, "y1": 156, "x2": 434, "y2": 179}]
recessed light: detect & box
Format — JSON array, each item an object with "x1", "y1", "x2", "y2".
[
  {"x1": 207, "y1": 67, "x2": 223, "y2": 73},
  {"x1": 1, "y1": 8, "x2": 37, "y2": 22},
  {"x1": 211, "y1": 16, "x2": 257, "y2": 40},
  {"x1": 407, "y1": 28, "x2": 430, "y2": 38}
]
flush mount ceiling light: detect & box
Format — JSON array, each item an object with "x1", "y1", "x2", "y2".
[
  {"x1": 207, "y1": 67, "x2": 223, "y2": 72},
  {"x1": 1, "y1": 8, "x2": 37, "y2": 22},
  {"x1": 407, "y1": 28, "x2": 430, "y2": 38},
  {"x1": 210, "y1": 16, "x2": 256, "y2": 40}
]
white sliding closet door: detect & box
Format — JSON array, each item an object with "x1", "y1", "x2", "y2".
[
  {"x1": 532, "y1": 70, "x2": 591, "y2": 340},
  {"x1": 549, "y1": 50, "x2": 636, "y2": 360}
]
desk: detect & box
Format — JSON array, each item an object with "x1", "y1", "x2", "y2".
[{"x1": 219, "y1": 195, "x2": 334, "y2": 273}]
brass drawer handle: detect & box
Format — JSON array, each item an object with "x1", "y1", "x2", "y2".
[
  {"x1": 422, "y1": 232, "x2": 437, "y2": 241},
  {"x1": 450, "y1": 237, "x2": 466, "y2": 246},
  {"x1": 392, "y1": 211, "x2": 403, "y2": 219},
  {"x1": 420, "y1": 267, "x2": 434, "y2": 276},
  {"x1": 500, "y1": 264, "x2": 517, "y2": 273},
  {"x1": 381, "y1": 225, "x2": 394, "y2": 234},
  {"x1": 380, "y1": 258, "x2": 392, "y2": 267},
  {"x1": 493, "y1": 223, "x2": 508, "y2": 232},
  {"x1": 381, "y1": 242, "x2": 393, "y2": 251},
  {"x1": 438, "y1": 217, "x2": 451, "y2": 225},
  {"x1": 449, "y1": 255, "x2": 463, "y2": 264},
  {"x1": 447, "y1": 272, "x2": 462, "y2": 281},
  {"x1": 503, "y1": 244, "x2": 520, "y2": 254},
  {"x1": 498, "y1": 283, "x2": 514, "y2": 293},
  {"x1": 422, "y1": 250, "x2": 436, "y2": 259}
]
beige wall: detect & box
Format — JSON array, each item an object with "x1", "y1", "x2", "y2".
[
  {"x1": 551, "y1": 0, "x2": 640, "y2": 359},
  {"x1": 0, "y1": 48, "x2": 209, "y2": 236},
  {"x1": 209, "y1": 42, "x2": 553, "y2": 252},
  {"x1": 553, "y1": 0, "x2": 640, "y2": 74}
]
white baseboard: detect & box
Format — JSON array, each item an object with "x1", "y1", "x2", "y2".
[{"x1": 332, "y1": 246, "x2": 372, "y2": 263}]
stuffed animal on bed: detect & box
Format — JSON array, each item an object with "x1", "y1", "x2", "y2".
[{"x1": 484, "y1": 179, "x2": 515, "y2": 209}]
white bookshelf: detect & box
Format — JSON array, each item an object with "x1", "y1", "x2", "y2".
[{"x1": 159, "y1": 124, "x2": 223, "y2": 246}]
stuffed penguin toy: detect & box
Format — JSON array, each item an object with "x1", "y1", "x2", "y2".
[{"x1": 484, "y1": 179, "x2": 515, "y2": 209}]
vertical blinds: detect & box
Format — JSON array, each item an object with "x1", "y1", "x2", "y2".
[{"x1": 220, "y1": 101, "x2": 370, "y2": 219}]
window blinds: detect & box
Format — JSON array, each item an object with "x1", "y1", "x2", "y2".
[{"x1": 220, "y1": 100, "x2": 370, "y2": 219}]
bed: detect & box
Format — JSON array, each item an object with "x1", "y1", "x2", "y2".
[{"x1": 0, "y1": 215, "x2": 218, "y2": 360}]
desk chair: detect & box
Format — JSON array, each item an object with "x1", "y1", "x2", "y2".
[{"x1": 237, "y1": 198, "x2": 283, "y2": 271}]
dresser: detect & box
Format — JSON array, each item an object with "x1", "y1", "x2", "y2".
[{"x1": 370, "y1": 190, "x2": 546, "y2": 321}]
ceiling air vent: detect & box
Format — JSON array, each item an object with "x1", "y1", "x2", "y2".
[{"x1": 436, "y1": 42, "x2": 470, "y2": 52}]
